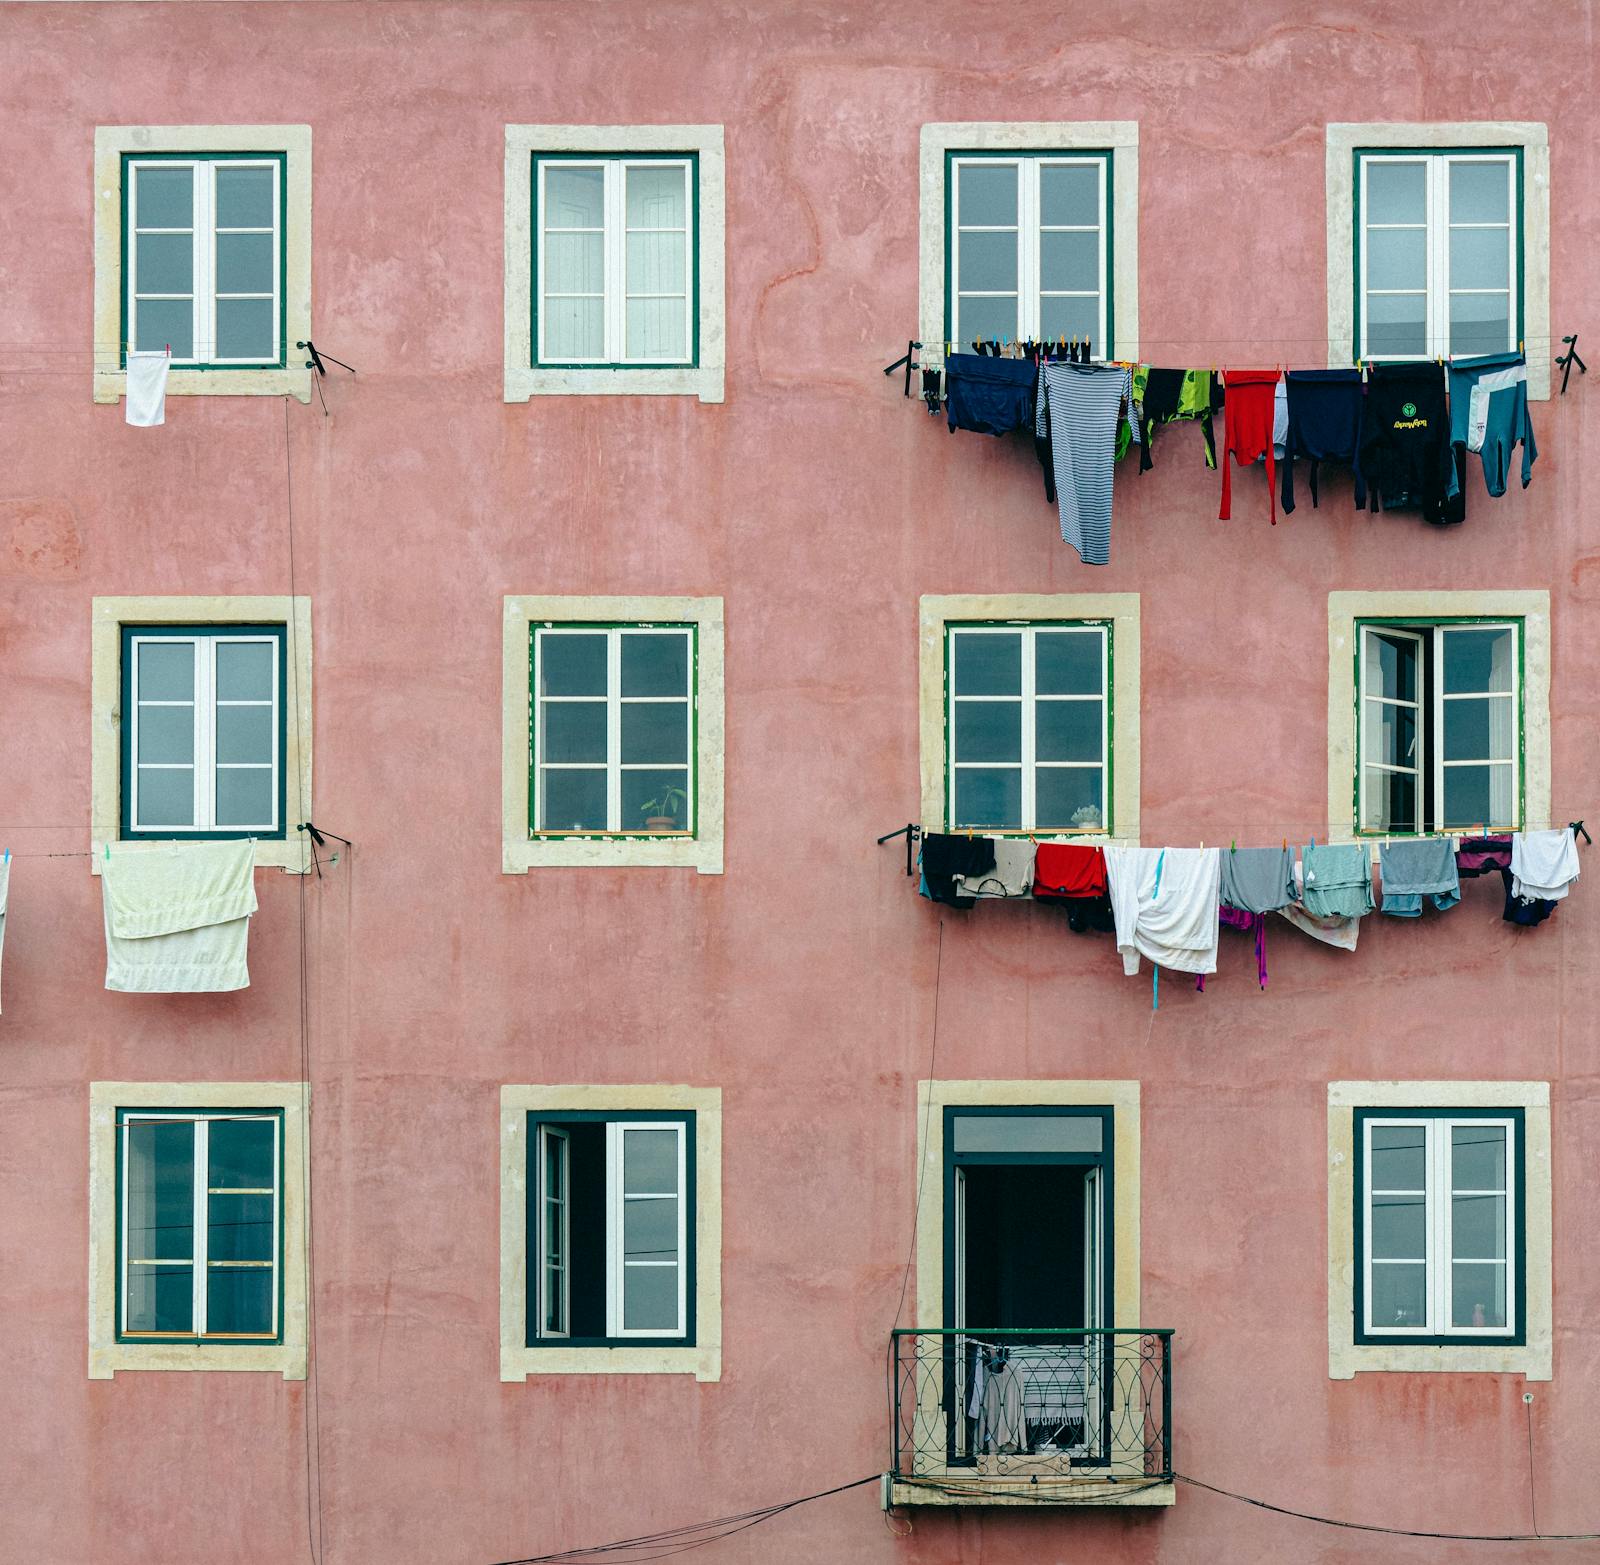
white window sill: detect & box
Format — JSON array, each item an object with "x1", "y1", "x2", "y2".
[
  {"x1": 89, "y1": 1341, "x2": 307, "y2": 1380},
  {"x1": 94, "y1": 366, "x2": 313, "y2": 405},
  {"x1": 500, "y1": 1344, "x2": 719, "y2": 1382},
  {"x1": 504, "y1": 365, "x2": 723, "y2": 403},
  {"x1": 503, "y1": 836, "x2": 722, "y2": 875}
]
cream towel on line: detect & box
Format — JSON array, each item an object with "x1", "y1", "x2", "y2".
[
  {"x1": 1511, "y1": 829, "x2": 1580, "y2": 902},
  {"x1": 1104, "y1": 846, "x2": 1221, "y2": 976},
  {"x1": 125, "y1": 352, "x2": 171, "y2": 428},
  {"x1": 102, "y1": 839, "x2": 256, "y2": 993}
]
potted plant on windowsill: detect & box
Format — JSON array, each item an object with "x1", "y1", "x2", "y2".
[{"x1": 640, "y1": 786, "x2": 689, "y2": 834}]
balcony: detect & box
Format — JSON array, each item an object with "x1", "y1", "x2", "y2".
[{"x1": 887, "y1": 1329, "x2": 1174, "y2": 1507}]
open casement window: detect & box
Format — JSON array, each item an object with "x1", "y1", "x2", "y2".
[
  {"x1": 529, "y1": 1115, "x2": 693, "y2": 1347},
  {"x1": 534, "y1": 156, "x2": 696, "y2": 366},
  {"x1": 1357, "y1": 150, "x2": 1521, "y2": 361},
  {"x1": 946, "y1": 622, "x2": 1110, "y2": 833},
  {"x1": 1358, "y1": 620, "x2": 1521, "y2": 834},
  {"x1": 118, "y1": 1109, "x2": 283, "y2": 1343},
  {"x1": 121, "y1": 626, "x2": 287, "y2": 839},
  {"x1": 124, "y1": 155, "x2": 285, "y2": 367},
  {"x1": 1357, "y1": 1110, "x2": 1522, "y2": 1344},
  {"x1": 531, "y1": 624, "x2": 696, "y2": 838},
  {"x1": 947, "y1": 152, "x2": 1110, "y2": 349}
]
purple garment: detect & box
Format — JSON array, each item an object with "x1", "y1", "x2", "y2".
[
  {"x1": 1212, "y1": 905, "x2": 1268, "y2": 989},
  {"x1": 1458, "y1": 835, "x2": 1513, "y2": 878}
]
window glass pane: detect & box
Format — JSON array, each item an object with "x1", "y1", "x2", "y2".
[
  {"x1": 137, "y1": 641, "x2": 195, "y2": 701},
  {"x1": 1362, "y1": 767, "x2": 1416, "y2": 834},
  {"x1": 216, "y1": 642, "x2": 275, "y2": 700},
  {"x1": 1451, "y1": 1262, "x2": 1507, "y2": 1329},
  {"x1": 206, "y1": 1268, "x2": 273, "y2": 1335},
  {"x1": 1034, "y1": 631, "x2": 1101, "y2": 696},
  {"x1": 1449, "y1": 160, "x2": 1511, "y2": 224},
  {"x1": 215, "y1": 232, "x2": 275, "y2": 295},
  {"x1": 1035, "y1": 702, "x2": 1101, "y2": 763},
  {"x1": 1370, "y1": 1262, "x2": 1427, "y2": 1329},
  {"x1": 1449, "y1": 227, "x2": 1510, "y2": 291},
  {"x1": 540, "y1": 768, "x2": 607, "y2": 831},
  {"x1": 622, "y1": 1263, "x2": 678, "y2": 1330},
  {"x1": 216, "y1": 705, "x2": 274, "y2": 765},
  {"x1": 137, "y1": 767, "x2": 195, "y2": 826},
  {"x1": 208, "y1": 1192, "x2": 274, "y2": 1262},
  {"x1": 134, "y1": 165, "x2": 194, "y2": 228},
  {"x1": 137, "y1": 705, "x2": 195, "y2": 765},
  {"x1": 1449, "y1": 292, "x2": 1511, "y2": 357},
  {"x1": 952, "y1": 633, "x2": 1020, "y2": 696},
  {"x1": 1039, "y1": 294, "x2": 1098, "y2": 344},
  {"x1": 958, "y1": 294, "x2": 1018, "y2": 343},
  {"x1": 539, "y1": 633, "x2": 607, "y2": 696},
  {"x1": 1453, "y1": 1121, "x2": 1508, "y2": 1188},
  {"x1": 134, "y1": 298, "x2": 193, "y2": 358},
  {"x1": 951, "y1": 1114, "x2": 1102, "y2": 1154},
  {"x1": 1040, "y1": 231, "x2": 1098, "y2": 292},
  {"x1": 1365, "y1": 160, "x2": 1426, "y2": 224},
  {"x1": 136, "y1": 233, "x2": 194, "y2": 295},
  {"x1": 1370, "y1": 1123, "x2": 1426, "y2": 1189},
  {"x1": 1366, "y1": 292, "x2": 1427, "y2": 357},
  {"x1": 545, "y1": 231, "x2": 604, "y2": 293},
  {"x1": 215, "y1": 165, "x2": 276, "y2": 228},
  {"x1": 216, "y1": 298, "x2": 274, "y2": 359},
  {"x1": 215, "y1": 768, "x2": 274, "y2": 827},
  {"x1": 954, "y1": 700, "x2": 1021, "y2": 763},
  {"x1": 1039, "y1": 163, "x2": 1098, "y2": 227},
  {"x1": 958, "y1": 229, "x2": 1018, "y2": 293},
  {"x1": 1370, "y1": 1193, "x2": 1425, "y2": 1259},
  {"x1": 1366, "y1": 228, "x2": 1426, "y2": 291},
  {"x1": 208, "y1": 1118, "x2": 275, "y2": 1189},
  {"x1": 620, "y1": 633, "x2": 689, "y2": 697},
  {"x1": 625, "y1": 231, "x2": 686, "y2": 296},
  {"x1": 545, "y1": 1136, "x2": 565, "y2": 1201},
  {"x1": 956, "y1": 162, "x2": 1017, "y2": 227},
  {"x1": 1035, "y1": 767, "x2": 1103, "y2": 830},
  {"x1": 126, "y1": 1264, "x2": 194, "y2": 1334},
  {"x1": 1364, "y1": 632, "x2": 1418, "y2": 701},
  {"x1": 1441, "y1": 764, "x2": 1511, "y2": 829},
  {"x1": 625, "y1": 164, "x2": 687, "y2": 228},
  {"x1": 126, "y1": 1120, "x2": 194, "y2": 1261},
  {"x1": 1452, "y1": 1192, "x2": 1506, "y2": 1261},
  {"x1": 540, "y1": 701, "x2": 607, "y2": 764},
  {"x1": 623, "y1": 1198, "x2": 678, "y2": 1262},
  {"x1": 625, "y1": 298, "x2": 687, "y2": 360},
  {"x1": 1443, "y1": 696, "x2": 1515, "y2": 761},
  {"x1": 623, "y1": 768, "x2": 689, "y2": 830},
  {"x1": 545, "y1": 164, "x2": 605, "y2": 227},
  {"x1": 544, "y1": 1264, "x2": 564, "y2": 1333},
  {"x1": 1442, "y1": 628, "x2": 1514, "y2": 694},
  {"x1": 1370, "y1": 700, "x2": 1418, "y2": 768},
  {"x1": 542, "y1": 298, "x2": 604, "y2": 359},
  {"x1": 623, "y1": 1130, "x2": 679, "y2": 1195},
  {"x1": 952, "y1": 767, "x2": 1021, "y2": 830},
  {"x1": 620, "y1": 702, "x2": 688, "y2": 765}
]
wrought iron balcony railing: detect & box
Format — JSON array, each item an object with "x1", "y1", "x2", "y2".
[{"x1": 889, "y1": 1329, "x2": 1173, "y2": 1503}]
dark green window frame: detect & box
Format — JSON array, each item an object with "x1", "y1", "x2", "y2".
[
  {"x1": 530, "y1": 151, "x2": 701, "y2": 370},
  {"x1": 119, "y1": 151, "x2": 290, "y2": 372}
]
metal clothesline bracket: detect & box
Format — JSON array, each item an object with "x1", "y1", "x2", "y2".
[
  {"x1": 296, "y1": 340, "x2": 357, "y2": 377},
  {"x1": 877, "y1": 822, "x2": 922, "y2": 878},
  {"x1": 882, "y1": 341, "x2": 922, "y2": 398},
  {"x1": 1556, "y1": 333, "x2": 1585, "y2": 395},
  {"x1": 297, "y1": 820, "x2": 354, "y2": 879},
  {"x1": 1570, "y1": 819, "x2": 1590, "y2": 845}
]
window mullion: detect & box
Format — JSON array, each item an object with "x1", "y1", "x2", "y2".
[
  {"x1": 607, "y1": 631, "x2": 622, "y2": 832},
  {"x1": 606, "y1": 164, "x2": 625, "y2": 363},
  {"x1": 674, "y1": 1124, "x2": 688, "y2": 1334},
  {"x1": 1429, "y1": 159, "x2": 1448, "y2": 360},
  {"x1": 197, "y1": 638, "x2": 216, "y2": 831},
  {"x1": 1430, "y1": 626, "x2": 1444, "y2": 832},
  {"x1": 193, "y1": 1118, "x2": 210, "y2": 1337},
  {"x1": 1430, "y1": 1121, "x2": 1449, "y2": 1334},
  {"x1": 604, "y1": 1122, "x2": 621, "y2": 1338},
  {"x1": 1021, "y1": 627, "x2": 1037, "y2": 828},
  {"x1": 196, "y1": 163, "x2": 216, "y2": 365},
  {"x1": 1020, "y1": 161, "x2": 1039, "y2": 341}
]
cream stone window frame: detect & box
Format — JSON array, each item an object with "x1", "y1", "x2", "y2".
[
  {"x1": 1326, "y1": 590, "x2": 1550, "y2": 842},
  {"x1": 504, "y1": 125, "x2": 726, "y2": 403},
  {"x1": 500, "y1": 1085, "x2": 722, "y2": 1382},
  {"x1": 502, "y1": 596, "x2": 724, "y2": 873},
  {"x1": 918, "y1": 594, "x2": 1139, "y2": 843},
  {"x1": 1326, "y1": 123, "x2": 1550, "y2": 399},
  {"x1": 91, "y1": 596, "x2": 313, "y2": 875},
  {"x1": 93, "y1": 125, "x2": 312, "y2": 405},
  {"x1": 1328, "y1": 1081, "x2": 1551, "y2": 1379},
  {"x1": 89, "y1": 1080, "x2": 309, "y2": 1379},
  {"x1": 919, "y1": 123, "x2": 1139, "y2": 366}
]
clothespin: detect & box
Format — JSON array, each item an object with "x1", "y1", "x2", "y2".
[
  {"x1": 1229, "y1": 839, "x2": 1236, "y2": 853},
  {"x1": 2, "y1": 848, "x2": 9, "y2": 866},
  {"x1": 105, "y1": 842, "x2": 111, "y2": 862},
  {"x1": 165, "y1": 343, "x2": 171, "y2": 357},
  {"x1": 1282, "y1": 837, "x2": 1288, "y2": 851}
]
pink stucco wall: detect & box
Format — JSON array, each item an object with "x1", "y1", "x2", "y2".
[{"x1": 2, "y1": 3, "x2": 1598, "y2": 1561}]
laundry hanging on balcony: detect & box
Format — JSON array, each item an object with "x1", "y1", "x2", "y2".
[{"x1": 101, "y1": 838, "x2": 257, "y2": 993}]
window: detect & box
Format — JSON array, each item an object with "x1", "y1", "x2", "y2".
[
  {"x1": 1356, "y1": 1110, "x2": 1522, "y2": 1345},
  {"x1": 947, "y1": 153, "x2": 1109, "y2": 349},
  {"x1": 529, "y1": 1113, "x2": 693, "y2": 1345},
  {"x1": 1358, "y1": 619, "x2": 1521, "y2": 833},
  {"x1": 946, "y1": 621, "x2": 1110, "y2": 833},
  {"x1": 121, "y1": 625, "x2": 286, "y2": 839},
  {"x1": 532, "y1": 624, "x2": 695, "y2": 837},
  {"x1": 118, "y1": 1108, "x2": 283, "y2": 1343},
  {"x1": 535, "y1": 156, "x2": 695, "y2": 367},
  {"x1": 125, "y1": 155, "x2": 284, "y2": 366}
]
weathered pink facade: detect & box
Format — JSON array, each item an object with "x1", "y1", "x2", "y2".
[{"x1": 3, "y1": 3, "x2": 1599, "y2": 1561}]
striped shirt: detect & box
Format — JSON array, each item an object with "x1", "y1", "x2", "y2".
[{"x1": 1037, "y1": 362, "x2": 1138, "y2": 565}]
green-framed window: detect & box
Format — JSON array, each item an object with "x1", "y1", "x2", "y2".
[
  {"x1": 1356, "y1": 618, "x2": 1522, "y2": 834},
  {"x1": 1354, "y1": 1108, "x2": 1523, "y2": 1346},
  {"x1": 1354, "y1": 148, "x2": 1523, "y2": 362},
  {"x1": 527, "y1": 1111, "x2": 695, "y2": 1348},
  {"x1": 529, "y1": 622, "x2": 696, "y2": 838},
  {"x1": 532, "y1": 153, "x2": 698, "y2": 368},
  {"x1": 116, "y1": 1108, "x2": 284, "y2": 1344},
  {"x1": 945, "y1": 620, "x2": 1111, "y2": 833},
  {"x1": 120, "y1": 624, "x2": 288, "y2": 840},
  {"x1": 121, "y1": 152, "x2": 288, "y2": 369},
  {"x1": 944, "y1": 150, "x2": 1112, "y2": 349}
]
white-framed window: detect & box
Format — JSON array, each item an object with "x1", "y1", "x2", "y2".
[
  {"x1": 532, "y1": 624, "x2": 695, "y2": 837},
  {"x1": 948, "y1": 153, "x2": 1109, "y2": 349},
  {"x1": 946, "y1": 621, "x2": 1109, "y2": 833},
  {"x1": 1358, "y1": 619, "x2": 1520, "y2": 833},
  {"x1": 123, "y1": 626, "x2": 285, "y2": 838},
  {"x1": 530, "y1": 1115, "x2": 691, "y2": 1345},
  {"x1": 1359, "y1": 1111, "x2": 1520, "y2": 1343},
  {"x1": 536, "y1": 156, "x2": 694, "y2": 366},
  {"x1": 126, "y1": 156, "x2": 283, "y2": 366},
  {"x1": 119, "y1": 1108, "x2": 282, "y2": 1342}
]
